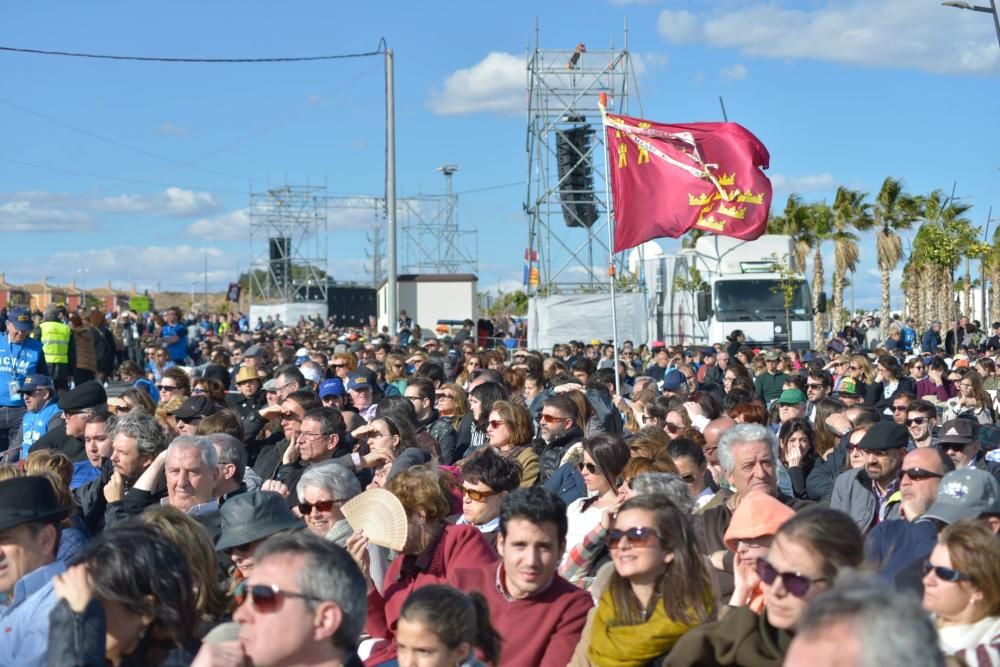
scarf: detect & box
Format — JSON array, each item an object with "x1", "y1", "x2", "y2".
[{"x1": 587, "y1": 589, "x2": 704, "y2": 667}]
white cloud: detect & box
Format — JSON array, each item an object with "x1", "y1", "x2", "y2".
[
  {"x1": 658, "y1": 1, "x2": 999, "y2": 75},
  {"x1": 0, "y1": 201, "x2": 95, "y2": 232},
  {"x1": 158, "y1": 122, "x2": 189, "y2": 137},
  {"x1": 0, "y1": 187, "x2": 221, "y2": 219},
  {"x1": 720, "y1": 63, "x2": 748, "y2": 80},
  {"x1": 657, "y1": 9, "x2": 702, "y2": 44},
  {"x1": 5, "y1": 245, "x2": 240, "y2": 292},
  {"x1": 428, "y1": 52, "x2": 524, "y2": 116},
  {"x1": 631, "y1": 52, "x2": 671, "y2": 79},
  {"x1": 185, "y1": 209, "x2": 250, "y2": 241},
  {"x1": 770, "y1": 172, "x2": 837, "y2": 193}
]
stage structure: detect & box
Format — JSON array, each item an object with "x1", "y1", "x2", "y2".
[
  {"x1": 399, "y1": 165, "x2": 478, "y2": 275},
  {"x1": 248, "y1": 184, "x2": 329, "y2": 306},
  {"x1": 524, "y1": 29, "x2": 639, "y2": 294}
]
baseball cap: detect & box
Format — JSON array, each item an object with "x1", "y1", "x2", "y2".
[
  {"x1": 702, "y1": 347, "x2": 717, "y2": 357},
  {"x1": 346, "y1": 371, "x2": 372, "y2": 391},
  {"x1": 763, "y1": 349, "x2": 781, "y2": 361},
  {"x1": 661, "y1": 369, "x2": 685, "y2": 391},
  {"x1": 923, "y1": 468, "x2": 1000, "y2": 524},
  {"x1": 778, "y1": 389, "x2": 807, "y2": 405},
  {"x1": 938, "y1": 418, "x2": 978, "y2": 447},
  {"x1": 319, "y1": 378, "x2": 345, "y2": 398},
  {"x1": 8, "y1": 308, "x2": 33, "y2": 332},
  {"x1": 244, "y1": 344, "x2": 265, "y2": 358},
  {"x1": 836, "y1": 377, "x2": 862, "y2": 398},
  {"x1": 18, "y1": 374, "x2": 52, "y2": 393},
  {"x1": 300, "y1": 366, "x2": 323, "y2": 385}
]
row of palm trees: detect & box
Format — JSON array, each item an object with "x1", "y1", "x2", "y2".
[{"x1": 764, "y1": 177, "x2": 999, "y2": 349}]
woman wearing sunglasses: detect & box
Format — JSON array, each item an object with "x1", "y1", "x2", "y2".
[
  {"x1": 485, "y1": 400, "x2": 539, "y2": 487},
  {"x1": 434, "y1": 383, "x2": 468, "y2": 431},
  {"x1": 568, "y1": 495, "x2": 715, "y2": 667},
  {"x1": 942, "y1": 370, "x2": 997, "y2": 426},
  {"x1": 667, "y1": 507, "x2": 864, "y2": 667},
  {"x1": 563, "y1": 435, "x2": 630, "y2": 563},
  {"x1": 49, "y1": 522, "x2": 198, "y2": 666},
  {"x1": 923, "y1": 520, "x2": 1000, "y2": 663}
]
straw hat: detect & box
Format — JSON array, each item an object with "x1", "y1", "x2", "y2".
[{"x1": 341, "y1": 488, "x2": 408, "y2": 552}]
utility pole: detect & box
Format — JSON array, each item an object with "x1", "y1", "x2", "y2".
[
  {"x1": 203, "y1": 250, "x2": 209, "y2": 314},
  {"x1": 385, "y1": 48, "x2": 398, "y2": 335}
]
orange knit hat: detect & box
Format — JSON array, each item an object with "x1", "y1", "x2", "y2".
[{"x1": 723, "y1": 491, "x2": 796, "y2": 552}]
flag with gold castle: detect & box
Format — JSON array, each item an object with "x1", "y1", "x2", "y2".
[{"x1": 600, "y1": 94, "x2": 772, "y2": 252}]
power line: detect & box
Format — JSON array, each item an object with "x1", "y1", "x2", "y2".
[{"x1": 0, "y1": 42, "x2": 386, "y2": 63}]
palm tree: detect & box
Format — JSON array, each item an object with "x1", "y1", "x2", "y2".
[
  {"x1": 873, "y1": 177, "x2": 921, "y2": 326},
  {"x1": 806, "y1": 202, "x2": 833, "y2": 349},
  {"x1": 919, "y1": 191, "x2": 972, "y2": 324},
  {"x1": 830, "y1": 187, "x2": 873, "y2": 330},
  {"x1": 988, "y1": 227, "x2": 1000, "y2": 324},
  {"x1": 767, "y1": 194, "x2": 813, "y2": 272}
]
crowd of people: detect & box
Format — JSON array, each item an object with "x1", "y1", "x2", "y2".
[{"x1": 1, "y1": 301, "x2": 1000, "y2": 666}]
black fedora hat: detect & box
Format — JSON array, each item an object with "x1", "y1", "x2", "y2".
[{"x1": 0, "y1": 477, "x2": 70, "y2": 532}]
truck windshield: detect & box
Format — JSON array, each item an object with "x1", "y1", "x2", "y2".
[{"x1": 714, "y1": 279, "x2": 812, "y2": 320}]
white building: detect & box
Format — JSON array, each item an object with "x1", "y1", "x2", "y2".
[{"x1": 377, "y1": 274, "x2": 478, "y2": 333}]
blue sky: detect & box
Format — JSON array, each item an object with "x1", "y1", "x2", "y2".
[{"x1": 1, "y1": 1, "x2": 997, "y2": 310}]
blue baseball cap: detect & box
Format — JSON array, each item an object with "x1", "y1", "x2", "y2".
[
  {"x1": 346, "y1": 371, "x2": 372, "y2": 391},
  {"x1": 319, "y1": 378, "x2": 345, "y2": 398},
  {"x1": 8, "y1": 308, "x2": 33, "y2": 332},
  {"x1": 18, "y1": 374, "x2": 52, "y2": 392},
  {"x1": 662, "y1": 369, "x2": 685, "y2": 391}
]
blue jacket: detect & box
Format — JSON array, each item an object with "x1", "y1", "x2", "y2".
[
  {"x1": 0, "y1": 560, "x2": 66, "y2": 667},
  {"x1": 19, "y1": 401, "x2": 62, "y2": 459},
  {"x1": 0, "y1": 335, "x2": 46, "y2": 407},
  {"x1": 921, "y1": 328, "x2": 941, "y2": 353},
  {"x1": 543, "y1": 461, "x2": 586, "y2": 506},
  {"x1": 865, "y1": 518, "x2": 938, "y2": 595}
]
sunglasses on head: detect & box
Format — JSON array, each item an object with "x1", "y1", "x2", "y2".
[
  {"x1": 899, "y1": 467, "x2": 944, "y2": 482},
  {"x1": 606, "y1": 526, "x2": 662, "y2": 549},
  {"x1": 923, "y1": 560, "x2": 971, "y2": 583},
  {"x1": 234, "y1": 581, "x2": 324, "y2": 613},
  {"x1": 298, "y1": 499, "x2": 342, "y2": 515},
  {"x1": 462, "y1": 487, "x2": 496, "y2": 502},
  {"x1": 578, "y1": 461, "x2": 599, "y2": 475},
  {"x1": 905, "y1": 417, "x2": 928, "y2": 426},
  {"x1": 755, "y1": 558, "x2": 828, "y2": 597}
]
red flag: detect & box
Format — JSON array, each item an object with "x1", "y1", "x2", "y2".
[{"x1": 602, "y1": 105, "x2": 772, "y2": 253}]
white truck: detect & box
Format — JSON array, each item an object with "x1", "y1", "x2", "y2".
[{"x1": 646, "y1": 234, "x2": 824, "y2": 349}]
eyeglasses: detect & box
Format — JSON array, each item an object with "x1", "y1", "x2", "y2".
[
  {"x1": 899, "y1": 467, "x2": 944, "y2": 482},
  {"x1": 941, "y1": 441, "x2": 970, "y2": 452},
  {"x1": 642, "y1": 414, "x2": 659, "y2": 424},
  {"x1": 405, "y1": 395, "x2": 424, "y2": 404},
  {"x1": 298, "y1": 431, "x2": 331, "y2": 441},
  {"x1": 577, "y1": 461, "x2": 599, "y2": 475},
  {"x1": 462, "y1": 487, "x2": 496, "y2": 502},
  {"x1": 959, "y1": 383, "x2": 975, "y2": 389},
  {"x1": 435, "y1": 393, "x2": 455, "y2": 401},
  {"x1": 905, "y1": 417, "x2": 928, "y2": 426},
  {"x1": 806, "y1": 383, "x2": 825, "y2": 390},
  {"x1": 330, "y1": 363, "x2": 346, "y2": 369},
  {"x1": 234, "y1": 581, "x2": 325, "y2": 613},
  {"x1": 539, "y1": 413, "x2": 567, "y2": 424},
  {"x1": 755, "y1": 559, "x2": 828, "y2": 597},
  {"x1": 297, "y1": 499, "x2": 344, "y2": 515},
  {"x1": 848, "y1": 366, "x2": 861, "y2": 371},
  {"x1": 156, "y1": 384, "x2": 179, "y2": 391},
  {"x1": 923, "y1": 560, "x2": 971, "y2": 583},
  {"x1": 891, "y1": 404, "x2": 909, "y2": 412},
  {"x1": 606, "y1": 526, "x2": 662, "y2": 549},
  {"x1": 176, "y1": 416, "x2": 202, "y2": 425},
  {"x1": 487, "y1": 419, "x2": 505, "y2": 430},
  {"x1": 664, "y1": 422, "x2": 681, "y2": 433}
]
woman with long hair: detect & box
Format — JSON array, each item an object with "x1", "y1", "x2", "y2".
[
  {"x1": 942, "y1": 370, "x2": 996, "y2": 425},
  {"x1": 777, "y1": 418, "x2": 817, "y2": 500},
  {"x1": 385, "y1": 353, "x2": 409, "y2": 394},
  {"x1": 485, "y1": 400, "x2": 539, "y2": 487},
  {"x1": 466, "y1": 382, "x2": 508, "y2": 456},
  {"x1": 811, "y1": 397, "x2": 845, "y2": 460},
  {"x1": 48, "y1": 521, "x2": 199, "y2": 666},
  {"x1": 569, "y1": 495, "x2": 715, "y2": 666},
  {"x1": 435, "y1": 383, "x2": 468, "y2": 430},
  {"x1": 923, "y1": 520, "x2": 1000, "y2": 663},
  {"x1": 667, "y1": 507, "x2": 864, "y2": 667},
  {"x1": 456, "y1": 353, "x2": 484, "y2": 391},
  {"x1": 864, "y1": 354, "x2": 917, "y2": 414},
  {"x1": 396, "y1": 585, "x2": 501, "y2": 667},
  {"x1": 564, "y1": 435, "x2": 630, "y2": 561}
]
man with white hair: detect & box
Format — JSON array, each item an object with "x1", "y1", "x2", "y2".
[
  {"x1": 124, "y1": 434, "x2": 222, "y2": 540},
  {"x1": 699, "y1": 423, "x2": 814, "y2": 597}
]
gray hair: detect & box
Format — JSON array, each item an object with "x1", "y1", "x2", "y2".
[
  {"x1": 166, "y1": 435, "x2": 218, "y2": 469},
  {"x1": 254, "y1": 531, "x2": 367, "y2": 652},
  {"x1": 631, "y1": 473, "x2": 695, "y2": 514},
  {"x1": 794, "y1": 571, "x2": 944, "y2": 667},
  {"x1": 717, "y1": 423, "x2": 779, "y2": 474},
  {"x1": 109, "y1": 409, "x2": 168, "y2": 457},
  {"x1": 297, "y1": 462, "x2": 361, "y2": 503},
  {"x1": 203, "y1": 433, "x2": 247, "y2": 482}
]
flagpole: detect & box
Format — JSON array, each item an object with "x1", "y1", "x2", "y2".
[{"x1": 599, "y1": 94, "x2": 622, "y2": 397}]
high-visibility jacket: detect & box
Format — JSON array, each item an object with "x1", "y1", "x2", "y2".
[{"x1": 39, "y1": 320, "x2": 71, "y2": 365}]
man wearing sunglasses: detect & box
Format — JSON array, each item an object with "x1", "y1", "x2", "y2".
[
  {"x1": 937, "y1": 418, "x2": 1000, "y2": 481},
  {"x1": 28, "y1": 380, "x2": 107, "y2": 464},
  {"x1": 830, "y1": 421, "x2": 907, "y2": 534},
  {"x1": 454, "y1": 448, "x2": 521, "y2": 550},
  {"x1": 905, "y1": 400, "x2": 938, "y2": 449},
  {"x1": 804, "y1": 371, "x2": 832, "y2": 423},
  {"x1": 536, "y1": 394, "x2": 584, "y2": 483},
  {"x1": 195, "y1": 532, "x2": 366, "y2": 667}
]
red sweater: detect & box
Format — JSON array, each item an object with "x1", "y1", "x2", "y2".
[
  {"x1": 364, "y1": 523, "x2": 498, "y2": 666},
  {"x1": 449, "y1": 562, "x2": 593, "y2": 667}
]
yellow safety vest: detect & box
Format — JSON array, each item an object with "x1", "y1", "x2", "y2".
[{"x1": 39, "y1": 320, "x2": 71, "y2": 364}]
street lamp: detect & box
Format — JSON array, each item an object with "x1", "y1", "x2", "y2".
[{"x1": 942, "y1": 0, "x2": 1000, "y2": 48}]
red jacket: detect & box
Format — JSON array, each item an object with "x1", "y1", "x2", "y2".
[{"x1": 364, "y1": 523, "x2": 498, "y2": 665}]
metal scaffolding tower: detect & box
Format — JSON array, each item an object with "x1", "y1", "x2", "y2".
[
  {"x1": 400, "y1": 166, "x2": 478, "y2": 274},
  {"x1": 248, "y1": 184, "x2": 328, "y2": 304},
  {"x1": 524, "y1": 30, "x2": 637, "y2": 294}
]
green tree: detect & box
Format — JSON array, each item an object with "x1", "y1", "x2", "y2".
[
  {"x1": 768, "y1": 253, "x2": 800, "y2": 347},
  {"x1": 487, "y1": 289, "x2": 528, "y2": 318},
  {"x1": 873, "y1": 177, "x2": 921, "y2": 326}
]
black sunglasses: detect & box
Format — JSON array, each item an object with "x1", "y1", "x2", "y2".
[
  {"x1": 234, "y1": 581, "x2": 325, "y2": 613},
  {"x1": 899, "y1": 467, "x2": 944, "y2": 482},
  {"x1": 923, "y1": 560, "x2": 970, "y2": 583},
  {"x1": 606, "y1": 526, "x2": 661, "y2": 549},
  {"x1": 297, "y1": 499, "x2": 343, "y2": 515},
  {"x1": 905, "y1": 417, "x2": 928, "y2": 426},
  {"x1": 577, "y1": 461, "x2": 599, "y2": 475},
  {"x1": 755, "y1": 558, "x2": 828, "y2": 597}
]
